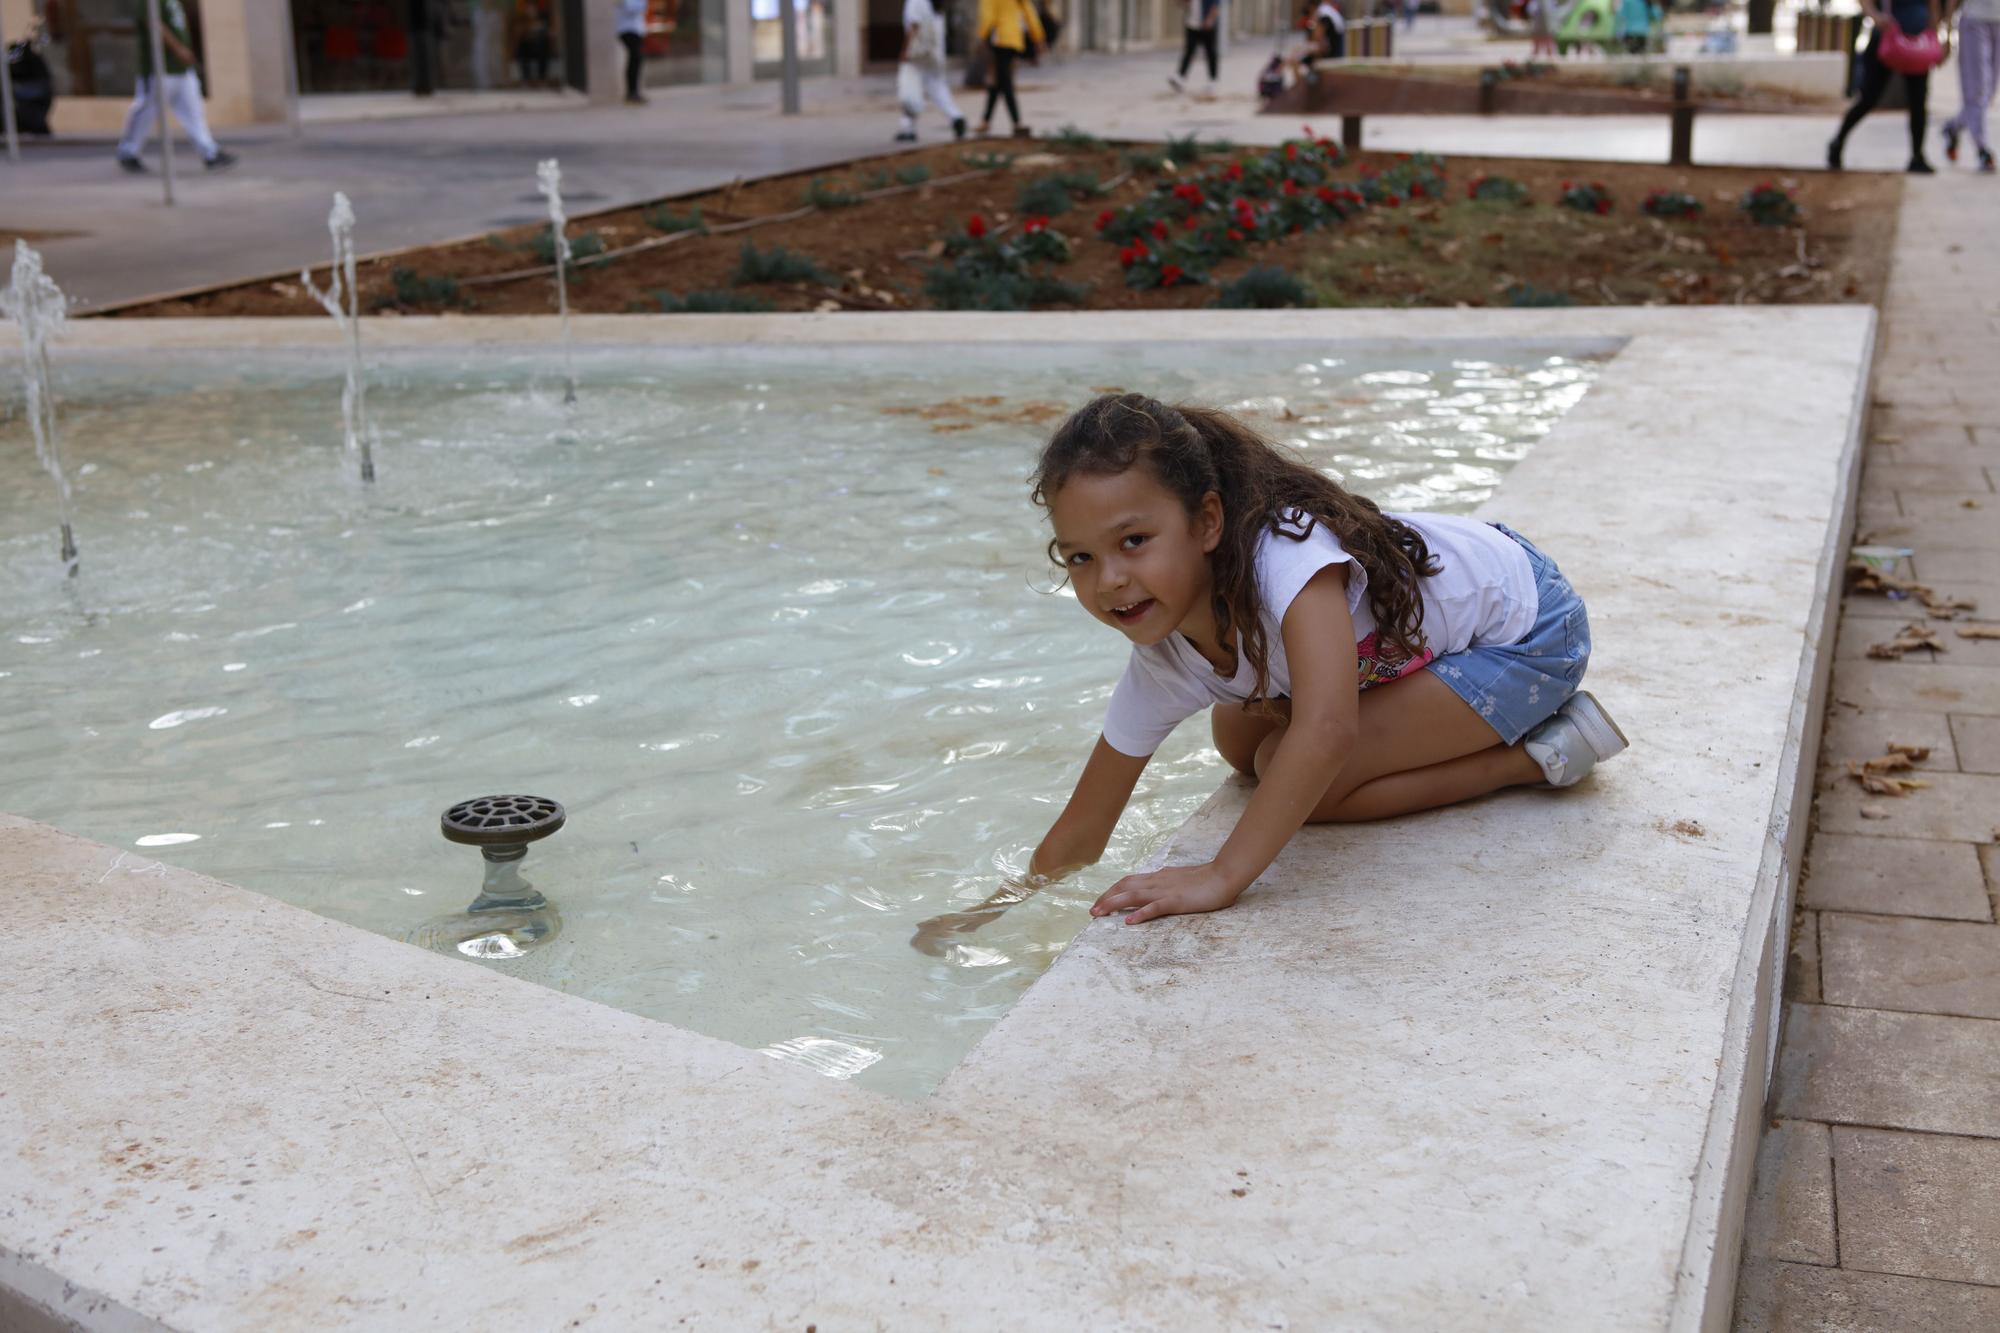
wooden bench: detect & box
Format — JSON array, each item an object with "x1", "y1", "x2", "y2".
[{"x1": 1262, "y1": 63, "x2": 1707, "y2": 166}]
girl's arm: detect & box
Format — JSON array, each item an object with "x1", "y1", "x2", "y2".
[
  {"x1": 1091, "y1": 565, "x2": 1358, "y2": 923},
  {"x1": 910, "y1": 735, "x2": 1149, "y2": 954}
]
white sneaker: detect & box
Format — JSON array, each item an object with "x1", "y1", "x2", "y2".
[{"x1": 1523, "y1": 691, "x2": 1629, "y2": 788}]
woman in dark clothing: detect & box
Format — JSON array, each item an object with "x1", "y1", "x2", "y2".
[{"x1": 1829, "y1": 0, "x2": 1948, "y2": 172}]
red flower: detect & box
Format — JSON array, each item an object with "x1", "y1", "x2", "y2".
[
  {"x1": 1152, "y1": 220, "x2": 1170, "y2": 240},
  {"x1": 1560, "y1": 180, "x2": 1571, "y2": 192},
  {"x1": 1383, "y1": 195, "x2": 1401, "y2": 209},
  {"x1": 1316, "y1": 186, "x2": 1337, "y2": 203},
  {"x1": 1183, "y1": 214, "x2": 1198, "y2": 229},
  {"x1": 1595, "y1": 201, "x2": 1610, "y2": 215},
  {"x1": 1118, "y1": 245, "x2": 1139, "y2": 267},
  {"x1": 1161, "y1": 263, "x2": 1184, "y2": 287},
  {"x1": 1282, "y1": 179, "x2": 1299, "y2": 196},
  {"x1": 1285, "y1": 143, "x2": 1298, "y2": 161},
  {"x1": 1225, "y1": 162, "x2": 1244, "y2": 182},
  {"x1": 1094, "y1": 209, "x2": 1114, "y2": 231},
  {"x1": 1024, "y1": 215, "x2": 1048, "y2": 234},
  {"x1": 1467, "y1": 176, "x2": 1484, "y2": 199},
  {"x1": 966, "y1": 214, "x2": 987, "y2": 238},
  {"x1": 1227, "y1": 228, "x2": 1244, "y2": 241},
  {"x1": 1410, "y1": 182, "x2": 1426, "y2": 199}
]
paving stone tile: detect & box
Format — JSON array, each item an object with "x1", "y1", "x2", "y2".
[
  {"x1": 1894, "y1": 492, "x2": 2000, "y2": 522},
  {"x1": 1821, "y1": 914, "x2": 2000, "y2": 1020},
  {"x1": 1874, "y1": 442, "x2": 2000, "y2": 467},
  {"x1": 1950, "y1": 715, "x2": 2000, "y2": 774},
  {"x1": 1772, "y1": 1003, "x2": 2000, "y2": 1137},
  {"x1": 1832, "y1": 1126, "x2": 2000, "y2": 1286},
  {"x1": 1983, "y1": 845, "x2": 2000, "y2": 920},
  {"x1": 1734, "y1": 1259, "x2": 2000, "y2": 1333},
  {"x1": 1863, "y1": 462, "x2": 1994, "y2": 495},
  {"x1": 1914, "y1": 548, "x2": 2000, "y2": 586},
  {"x1": 1854, "y1": 513, "x2": 2000, "y2": 553},
  {"x1": 1818, "y1": 772, "x2": 2000, "y2": 843},
  {"x1": 1787, "y1": 911, "x2": 1823, "y2": 1004},
  {"x1": 1802, "y1": 835, "x2": 1991, "y2": 920},
  {"x1": 1830, "y1": 659, "x2": 2000, "y2": 715},
  {"x1": 1743, "y1": 1119, "x2": 1836, "y2": 1265},
  {"x1": 1822, "y1": 706, "x2": 1956, "y2": 768}
]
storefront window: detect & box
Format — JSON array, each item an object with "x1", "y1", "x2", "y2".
[
  {"x1": 286, "y1": 0, "x2": 574, "y2": 95},
  {"x1": 638, "y1": 0, "x2": 726, "y2": 86},
  {"x1": 750, "y1": 0, "x2": 829, "y2": 76}
]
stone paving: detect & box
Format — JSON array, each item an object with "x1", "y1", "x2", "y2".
[{"x1": 1733, "y1": 173, "x2": 2000, "y2": 1330}]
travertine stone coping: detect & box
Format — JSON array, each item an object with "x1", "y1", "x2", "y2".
[{"x1": 1, "y1": 308, "x2": 1874, "y2": 1331}]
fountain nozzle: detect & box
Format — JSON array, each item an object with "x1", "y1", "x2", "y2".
[{"x1": 411, "y1": 795, "x2": 566, "y2": 959}]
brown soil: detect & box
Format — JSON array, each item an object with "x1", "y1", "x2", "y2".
[{"x1": 109, "y1": 140, "x2": 1901, "y2": 319}]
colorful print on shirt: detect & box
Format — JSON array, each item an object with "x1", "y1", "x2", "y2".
[{"x1": 1356, "y1": 629, "x2": 1433, "y2": 690}]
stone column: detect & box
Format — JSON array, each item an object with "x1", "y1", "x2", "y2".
[
  {"x1": 581, "y1": 0, "x2": 623, "y2": 103},
  {"x1": 193, "y1": 0, "x2": 293, "y2": 125},
  {"x1": 726, "y1": 0, "x2": 754, "y2": 83}
]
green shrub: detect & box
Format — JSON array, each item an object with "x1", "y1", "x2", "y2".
[
  {"x1": 893, "y1": 163, "x2": 932, "y2": 186},
  {"x1": 922, "y1": 260, "x2": 1088, "y2": 310},
  {"x1": 385, "y1": 267, "x2": 463, "y2": 308},
  {"x1": 1738, "y1": 182, "x2": 1800, "y2": 227},
  {"x1": 1015, "y1": 170, "x2": 1100, "y2": 218},
  {"x1": 1122, "y1": 147, "x2": 1170, "y2": 174},
  {"x1": 1556, "y1": 180, "x2": 1614, "y2": 216},
  {"x1": 642, "y1": 204, "x2": 708, "y2": 234},
  {"x1": 1163, "y1": 132, "x2": 1206, "y2": 166},
  {"x1": 1640, "y1": 189, "x2": 1703, "y2": 220},
  {"x1": 732, "y1": 242, "x2": 833, "y2": 286},
  {"x1": 1213, "y1": 265, "x2": 1313, "y2": 309},
  {"x1": 1049, "y1": 124, "x2": 1106, "y2": 151},
  {"x1": 1502, "y1": 283, "x2": 1573, "y2": 307},
  {"x1": 803, "y1": 176, "x2": 860, "y2": 209},
  {"x1": 1467, "y1": 174, "x2": 1530, "y2": 204},
  {"x1": 655, "y1": 288, "x2": 777, "y2": 313},
  {"x1": 960, "y1": 150, "x2": 1014, "y2": 170},
  {"x1": 529, "y1": 227, "x2": 606, "y2": 264}
]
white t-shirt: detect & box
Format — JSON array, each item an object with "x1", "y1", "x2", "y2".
[
  {"x1": 1100, "y1": 510, "x2": 1538, "y2": 757},
  {"x1": 1315, "y1": 1, "x2": 1347, "y2": 35},
  {"x1": 616, "y1": 0, "x2": 649, "y2": 36},
  {"x1": 903, "y1": 0, "x2": 946, "y2": 62},
  {"x1": 1962, "y1": 0, "x2": 2000, "y2": 24}
]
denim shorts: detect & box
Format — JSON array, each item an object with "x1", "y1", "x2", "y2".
[{"x1": 1426, "y1": 524, "x2": 1590, "y2": 745}]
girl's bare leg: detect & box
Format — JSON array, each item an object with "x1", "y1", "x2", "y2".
[{"x1": 1213, "y1": 670, "x2": 1543, "y2": 823}]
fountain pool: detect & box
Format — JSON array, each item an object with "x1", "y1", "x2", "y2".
[{"x1": 0, "y1": 340, "x2": 1598, "y2": 1098}]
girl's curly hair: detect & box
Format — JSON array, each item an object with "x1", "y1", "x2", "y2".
[{"x1": 1031, "y1": 393, "x2": 1438, "y2": 707}]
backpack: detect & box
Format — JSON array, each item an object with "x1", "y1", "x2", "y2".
[{"x1": 1257, "y1": 54, "x2": 1285, "y2": 100}]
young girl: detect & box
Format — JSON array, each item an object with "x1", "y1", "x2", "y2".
[{"x1": 911, "y1": 393, "x2": 1625, "y2": 949}]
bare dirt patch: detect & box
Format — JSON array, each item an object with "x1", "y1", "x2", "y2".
[{"x1": 108, "y1": 139, "x2": 1901, "y2": 319}]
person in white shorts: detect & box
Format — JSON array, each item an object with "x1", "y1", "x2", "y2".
[
  {"x1": 896, "y1": 0, "x2": 966, "y2": 142},
  {"x1": 115, "y1": 0, "x2": 236, "y2": 173}
]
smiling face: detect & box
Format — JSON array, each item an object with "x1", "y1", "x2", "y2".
[{"x1": 1048, "y1": 464, "x2": 1226, "y2": 654}]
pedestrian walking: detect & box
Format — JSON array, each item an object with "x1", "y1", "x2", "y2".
[
  {"x1": 1941, "y1": 0, "x2": 2000, "y2": 170},
  {"x1": 1828, "y1": 0, "x2": 1948, "y2": 172},
  {"x1": 115, "y1": 0, "x2": 235, "y2": 174},
  {"x1": 617, "y1": 0, "x2": 649, "y2": 104},
  {"x1": 1528, "y1": 0, "x2": 1559, "y2": 60},
  {"x1": 975, "y1": 0, "x2": 1045, "y2": 137},
  {"x1": 514, "y1": 0, "x2": 556, "y2": 86},
  {"x1": 896, "y1": 0, "x2": 966, "y2": 141},
  {"x1": 1168, "y1": 0, "x2": 1222, "y2": 99}
]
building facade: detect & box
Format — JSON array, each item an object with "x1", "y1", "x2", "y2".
[{"x1": 3, "y1": 0, "x2": 1313, "y2": 133}]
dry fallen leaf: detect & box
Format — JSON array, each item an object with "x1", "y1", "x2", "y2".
[
  {"x1": 1859, "y1": 803, "x2": 1891, "y2": 819},
  {"x1": 1847, "y1": 757, "x2": 1932, "y2": 796},
  {"x1": 1886, "y1": 743, "x2": 1933, "y2": 760},
  {"x1": 1962, "y1": 499, "x2": 1982, "y2": 509},
  {"x1": 1958, "y1": 626, "x2": 2000, "y2": 640},
  {"x1": 1867, "y1": 622, "x2": 1948, "y2": 658}
]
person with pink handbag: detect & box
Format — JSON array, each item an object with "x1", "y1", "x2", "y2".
[{"x1": 1829, "y1": 0, "x2": 1949, "y2": 172}]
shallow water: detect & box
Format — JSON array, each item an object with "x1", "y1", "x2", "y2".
[{"x1": 0, "y1": 342, "x2": 1597, "y2": 1097}]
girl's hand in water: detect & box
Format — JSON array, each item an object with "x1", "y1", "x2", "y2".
[
  {"x1": 909, "y1": 872, "x2": 1050, "y2": 956},
  {"x1": 1090, "y1": 862, "x2": 1241, "y2": 924}
]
